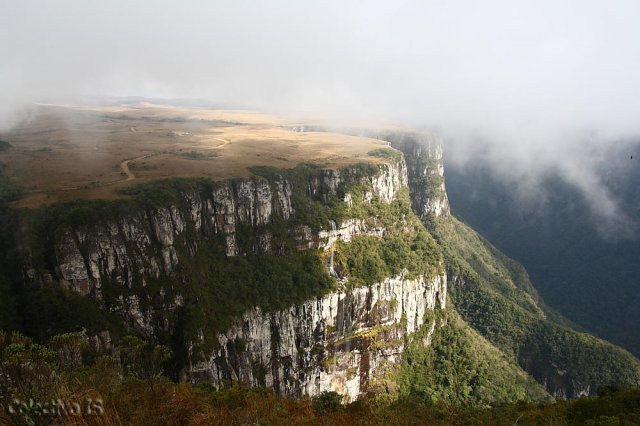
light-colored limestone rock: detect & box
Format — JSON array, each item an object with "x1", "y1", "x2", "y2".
[{"x1": 191, "y1": 273, "x2": 447, "y2": 402}]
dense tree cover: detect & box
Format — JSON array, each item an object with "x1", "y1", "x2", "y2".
[
  {"x1": 1, "y1": 331, "x2": 639, "y2": 425},
  {"x1": 335, "y1": 230, "x2": 440, "y2": 287},
  {"x1": 17, "y1": 285, "x2": 127, "y2": 344},
  {"x1": 429, "y1": 215, "x2": 640, "y2": 394},
  {"x1": 446, "y1": 154, "x2": 640, "y2": 358},
  {"x1": 1, "y1": 162, "x2": 445, "y2": 376},
  {"x1": 396, "y1": 309, "x2": 550, "y2": 406},
  {"x1": 2, "y1": 155, "x2": 640, "y2": 421},
  {"x1": 367, "y1": 147, "x2": 404, "y2": 162}
]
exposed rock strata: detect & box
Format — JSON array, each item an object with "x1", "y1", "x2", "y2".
[
  {"x1": 50, "y1": 162, "x2": 408, "y2": 300},
  {"x1": 29, "y1": 151, "x2": 447, "y2": 401},
  {"x1": 191, "y1": 273, "x2": 447, "y2": 401},
  {"x1": 386, "y1": 133, "x2": 450, "y2": 217}
]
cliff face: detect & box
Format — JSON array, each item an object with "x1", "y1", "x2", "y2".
[
  {"x1": 50, "y1": 177, "x2": 295, "y2": 300},
  {"x1": 45, "y1": 162, "x2": 407, "y2": 302},
  {"x1": 437, "y1": 214, "x2": 640, "y2": 400},
  {"x1": 519, "y1": 355, "x2": 592, "y2": 399},
  {"x1": 21, "y1": 154, "x2": 451, "y2": 400},
  {"x1": 192, "y1": 274, "x2": 446, "y2": 402},
  {"x1": 386, "y1": 132, "x2": 450, "y2": 218},
  {"x1": 13, "y1": 129, "x2": 640, "y2": 403}
]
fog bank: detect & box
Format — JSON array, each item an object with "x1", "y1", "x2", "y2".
[{"x1": 2, "y1": 0, "x2": 640, "y2": 233}]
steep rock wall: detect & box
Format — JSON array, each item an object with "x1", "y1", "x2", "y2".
[
  {"x1": 386, "y1": 132, "x2": 450, "y2": 217},
  {"x1": 520, "y1": 355, "x2": 592, "y2": 399},
  {"x1": 191, "y1": 273, "x2": 447, "y2": 401},
  {"x1": 22, "y1": 152, "x2": 450, "y2": 401},
  {"x1": 43, "y1": 162, "x2": 407, "y2": 301},
  {"x1": 49, "y1": 177, "x2": 295, "y2": 299}
]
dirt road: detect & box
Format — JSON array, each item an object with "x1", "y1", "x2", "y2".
[{"x1": 119, "y1": 155, "x2": 152, "y2": 181}]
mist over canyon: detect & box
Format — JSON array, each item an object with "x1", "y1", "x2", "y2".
[{"x1": 1, "y1": 1, "x2": 640, "y2": 423}]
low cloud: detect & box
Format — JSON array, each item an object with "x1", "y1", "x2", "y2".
[{"x1": 2, "y1": 1, "x2": 640, "y2": 234}]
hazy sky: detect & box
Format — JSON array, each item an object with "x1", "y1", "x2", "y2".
[{"x1": 2, "y1": 0, "x2": 640, "y2": 231}]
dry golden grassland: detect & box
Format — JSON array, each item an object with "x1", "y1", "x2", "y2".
[{"x1": 0, "y1": 103, "x2": 389, "y2": 208}]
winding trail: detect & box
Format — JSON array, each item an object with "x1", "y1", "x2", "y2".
[
  {"x1": 119, "y1": 159, "x2": 136, "y2": 181},
  {"x1": 56, "y1": 155, "x2": 149, "y2": 191},
  {"x1": 57, "y1": 138, "x2": 229, "y2": 192},
  {"x1": 116, "y1": 138, "x2": 229, "y2": 182},
  {"x1": 119, "y1": 154, "x2": 152, "y2": 181},
  {"x1": 211, "y1": 137, "x2": 230, "y2": 150}
]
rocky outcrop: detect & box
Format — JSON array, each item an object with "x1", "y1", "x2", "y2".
[
  {"x1": 317, "y1": 219, "x2": 385, "y2": 250},
  {"x1": 191, "y1": 273, "x2": 447, "y2": 401},
  {"x1": 27, "y1": 151, "x2": 450, "y2": 401},
  {"x1": 308, "y1": 162, "x2": 408, "y2": 204},
  {"x1": 372, "y1": 162, "x2": 408, "y2": 203},
  {"x1": 182, "y1": 157, "x2": 442, "y2": 402},
  {"x1": 385, "y1": 132, "x2": 450, "y2": 217},
  {"x1": 519, "y1": 356, "x2": 593, "y2": 399},
  {"x1": 48, "y1": 161, "x2": 409, "y2": 299},
  {"x1": 50, "y1": 176, "x2": 295, "y2": 300}
]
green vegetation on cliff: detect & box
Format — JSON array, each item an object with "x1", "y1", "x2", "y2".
[
  {"x1": 2, "y1": 331, "x2": 639, "y2": 425},
  {"x1": 333, "y1": 188, "x2": 442, "y2": 287},
  {"x1": 428, "y1": 215, "x2": 640, "y2": 396},
  {"x1": 2, "y1": 160, "x2": 446, "y2": 374},
  {"x1": 446, "y1": 160, "x2": 640, "y2": 358},
  {"x1": 396, "y1": 309, "x2": 550, "y2": 406},
  {"x1": 367, "y1": 147, "x2": 404, "y2": 162},
  {"x1": 1, "y1": 139, "x2": 640, "y2": 417}
]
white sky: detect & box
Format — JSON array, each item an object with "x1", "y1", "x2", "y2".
[{"x1": 2, "y1": 0, "x2": 640, "y2": 231}]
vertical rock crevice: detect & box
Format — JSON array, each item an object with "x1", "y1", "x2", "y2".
[
  {"x1": 385, "y1": 132, "x2": 450, "y2": 218},
  {"x1": 37, "y1": 155, "x2": 448, "y2": 401},
  {"x1": 192, "y1": 274, "x2": 447, "y2": 402}
]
